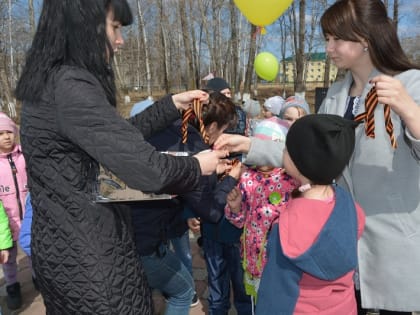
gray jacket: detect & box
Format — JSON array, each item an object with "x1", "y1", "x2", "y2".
[{"x1": 319, "y1": 69, "x2": 420, "y2": 311}]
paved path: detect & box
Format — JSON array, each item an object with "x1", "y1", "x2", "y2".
[
  {"x1": 0, "y1": 240, "x2": 417, "y2": 315},
  {"x1": 0, "y1": 234, "x2": 236, "y2": 315}
]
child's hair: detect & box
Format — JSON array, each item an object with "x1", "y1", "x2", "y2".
[{"x1": 200, "y1": 92, "x2": 237, "y2": 130}]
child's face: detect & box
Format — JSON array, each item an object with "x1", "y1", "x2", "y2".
[
  {"x1": 262, "y1": 107, "x2": 274, "y2": 118},
  {"x1": 0, "y1": 130, "x2": 15, "y2": 154},
  {"x1": 283, "y1": 107, "x2": 305, "y2": 126},
  {"x1": 220, "y1": 88, "x2": 232, "y2": 99}
]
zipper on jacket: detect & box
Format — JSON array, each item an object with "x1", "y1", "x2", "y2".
[{"x1": 7, "y1": 154, "x2": 23, "y2": 220}]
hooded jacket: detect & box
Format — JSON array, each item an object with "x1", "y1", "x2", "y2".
[
  {"x1": 0, "y1": 144, "x2": 28, "y2": 240},
  {"x1": 256, "y1": 186, "x2": 365, "y2": 314}
]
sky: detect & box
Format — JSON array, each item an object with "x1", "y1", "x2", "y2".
[{"x1": 257, "y1": 0, "x2": 420, "y2": 58}]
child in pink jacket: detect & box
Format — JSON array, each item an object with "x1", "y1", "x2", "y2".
[
  {"x1": 0, "y1": 112, "x2": 28, "y2": 310},
  {"x1": 225, "y1": 117, "x2": 298, "y2": 302}
]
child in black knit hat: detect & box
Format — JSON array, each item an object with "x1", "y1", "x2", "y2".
[{"x1": 255, "y1": 114, "x2": 366, "y2": 315}]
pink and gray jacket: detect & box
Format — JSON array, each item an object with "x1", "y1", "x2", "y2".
[{"x1": 0, "y1": 144, "x2": 28, "y2": 240}]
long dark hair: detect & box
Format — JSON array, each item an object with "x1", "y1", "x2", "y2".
[
  {"x1": 15, "y1": 0, "x2": 133, "y2": 107},
  {"x1": 320, "y1": 0, "x2": 419, "y2": 75}
]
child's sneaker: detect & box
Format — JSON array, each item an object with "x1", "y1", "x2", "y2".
[
  {"x1": 190, "y1": 293, "x2": 199, "y2": 307},
  {"x1": 6, "y1": 282, "x2": 22, "y2": 310}
]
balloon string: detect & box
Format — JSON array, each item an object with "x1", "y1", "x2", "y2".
[{"x1": 252, "y1": 27, "x2": 260, "y2": 39}]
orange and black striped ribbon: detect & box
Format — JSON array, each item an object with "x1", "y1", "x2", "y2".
[
  {"x1": 181, "y1": 99, "x2": 209, "y2": 144},
  {"x1": 354, "y1": 87, "x2": 397, "y2": 149},
  {"x1": 181, "y1": 107, "x2": 194, "y2": 144}
]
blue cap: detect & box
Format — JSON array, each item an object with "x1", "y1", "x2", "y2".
[{"x1": 130, "y1": 99, "x2": 154, "y2": 117}]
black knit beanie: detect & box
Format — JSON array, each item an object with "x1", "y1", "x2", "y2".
[
  {"x1": 286, "y1": 114, "x2": 359, "y2": 185},
  {"x1": 205, "y1": 77, "x2": 230, "y2": 92}
]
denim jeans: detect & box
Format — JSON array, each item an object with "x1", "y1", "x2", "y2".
[
  {"x1": 203, "y1": 238, "x2": 252, "y2": 315},
  {"x1": 140, "y1": 244, "x2": 194, "y2": 315},
  {"x1": 170, "y1": 231, "x2": 193, "y2": 276}
]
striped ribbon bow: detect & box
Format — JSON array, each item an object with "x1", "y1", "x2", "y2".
[
  {"x1": 354, "y1": 87, "x2": 397, "y2": 149},
  {"x1": 181, "y1": 99, "x2": 209, "y2": 144}
]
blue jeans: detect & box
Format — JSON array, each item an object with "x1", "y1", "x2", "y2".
[
  {"x1": 140, "y1": 244, "x2": 194, "y2": 315},
  {"x1": 203, "y1": 238, "x2": 252, "y2": 315},
  {"x1": 170, "y1": 231, "x2": 193, "y2": 276}
]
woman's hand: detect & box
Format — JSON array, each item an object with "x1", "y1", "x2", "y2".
[
  {"x1": 213, "y1": 134, "x2": 251, "y2": 154},
  {"x1": 371, "y1": 75, "x2": 414, "y2": 114},
  {"x1": 226, "y1": 187, "x2": 242, "y2": 213},
  {"x1": 371, "y1": 75, "x2": 420, "y2": 139},
  {"x1": 172, "y1": 90, "x2": 209, "y2": 111},
  {"x1": 194, "y1": 149, "x2": 229, "y2": 175}
]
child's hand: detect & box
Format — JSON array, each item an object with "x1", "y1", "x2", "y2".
[
  {"x1": 216, "y1": 158, "x2": 232, "y2": 175},
  {"x1": 187, "y1": 218, "x2": 201, "y2": 234},
  {"x1": 227, "y1": 187, "x2": 242, "y2": 213},
  {"x1": 228, "y1": 160, "x2": 243, "y2": 180},
  {"x1": 0, "y1": 249, "x2": 9, "y2": 264}
]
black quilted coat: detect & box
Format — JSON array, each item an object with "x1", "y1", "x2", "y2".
[{"x1": 20, "y1": 66, "x2": 202, "y2": 314}]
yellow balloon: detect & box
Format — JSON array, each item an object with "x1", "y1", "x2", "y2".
[
  {"x1": 234, "y1": 0, "x2": 293, "y2": 28},
  {"x1": 254, "y1": 52, "x2": 279, "y2": 81}
]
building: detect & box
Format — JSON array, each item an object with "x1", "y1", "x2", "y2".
[{"x1": 280, "y1": 52, "x2": 338, "y2": 83}]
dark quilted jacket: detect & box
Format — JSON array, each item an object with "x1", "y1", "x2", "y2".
[{"x1": 20, "y1": 66, "x2": 202, "y2": 314}]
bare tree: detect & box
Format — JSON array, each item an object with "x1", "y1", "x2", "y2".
[
  {"x1": 198, "y1": 0, "x2": 216, "y2": 75},
  {"x1": 178, "y1": 0, "x2": 196, "y2": 89},
  {"x1": 28, "y1": 0, "x2": 35, "y2": 35},
  {"x1": 136, "y1": 0, "x2": 152, "y2": 96},
  {"x1": 294, "y1": 0, "x2": 306, "y2": 93},
  {"x1": 393, "y1": 0, "x2": 399, "y2": 31},
  {"x1": 229, "y1": 0, "x2": 239, "y2": 91},
  {"x1": 243, "y1": 25, "x2": 257, "y2": 95},
  {"x1": 158, "y1": 0, "x2": 170, "y2": 93}
]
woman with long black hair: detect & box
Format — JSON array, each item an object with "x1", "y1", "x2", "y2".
[{"x1": 15, "y1": 0, "x2": 225, "y2": 313}]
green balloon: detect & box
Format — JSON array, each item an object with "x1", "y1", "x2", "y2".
[
  {"x1": 254, "y1": 52, "x2": 279, "y2": 81},
  {"x1": 269, "y1": 191, "x2": 282, "y2": 205}
]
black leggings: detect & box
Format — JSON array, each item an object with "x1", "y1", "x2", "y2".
[{"x1": 356, "y1": 289, "x2": 411, "y2": 315}]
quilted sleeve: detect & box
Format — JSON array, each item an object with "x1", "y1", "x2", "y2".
[
  {"x1": 127, "y1": 94, "x2": 181, "y2": 139},
  {"x1": 54, "y1": 68, "x2": 201, "y2": 194}
]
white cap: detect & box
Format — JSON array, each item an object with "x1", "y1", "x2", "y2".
[{"x1": 264, "y1": 96, "x2": 285, "y2": 116}]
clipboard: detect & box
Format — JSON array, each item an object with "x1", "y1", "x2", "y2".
[{"x1": 95, "y1": 151, "x2": 188, "y2": 203}]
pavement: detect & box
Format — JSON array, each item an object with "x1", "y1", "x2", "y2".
[
  {"x1": 0, "y1": 238, "x2": 418, "y2": 315},
  {"x1": 0, "y1": 233, "x2": 237, "y2": 315}
]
